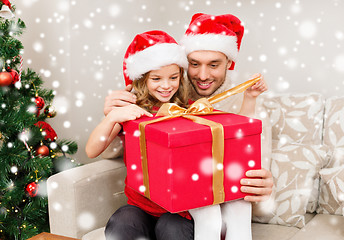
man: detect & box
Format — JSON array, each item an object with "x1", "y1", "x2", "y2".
[{"x1": 103, "y1": 13, "x2": 273, "y2": 240}]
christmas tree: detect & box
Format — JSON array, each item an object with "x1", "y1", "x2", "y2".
[{"x1": 0, "y1": 1, "x2": 78, "y2": 239}]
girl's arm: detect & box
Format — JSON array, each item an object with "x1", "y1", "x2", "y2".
[
  {"x1": 238, "y1": 74, "x2": 268, "y2": 117},
  {"x1": 86, "y1": 104, "x2": 152, "y2": 158}
]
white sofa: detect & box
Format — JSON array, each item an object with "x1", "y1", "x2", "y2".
[{"x1": 47, "y1": 93, "x2": 344, "y2": 240}]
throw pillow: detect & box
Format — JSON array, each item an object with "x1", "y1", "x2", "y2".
[
  {"x1": 323, "y1": 96, "x2": 344, "y2": 168},
  {"x1": 263, "y1": 93, "x2": 325, "y2": 145},
  {"x1": 317, "y1": 165, "x2": 344, "y2": 215},
  {"x1": 252, "y1": 142, "x2": 328, "y2": 228}
]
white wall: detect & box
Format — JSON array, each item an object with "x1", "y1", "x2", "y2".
[{"x1": 16, "y1": 0, "x2": 344, "y2": 164}]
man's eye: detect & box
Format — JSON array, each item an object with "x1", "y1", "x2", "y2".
[
  {"x1": 190, "y1": 63, "x2": 198, "y2": 67},
  {"x1": 210, "y1": 64, "x2": 218, "y2": 68}
]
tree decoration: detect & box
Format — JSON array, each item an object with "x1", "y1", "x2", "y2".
[
  {"x1": 0, "y1": 68, "x2": 13, "y2": 86},
  {"x1": 25, "y1": 182, "x2": 39, "y2": 197},
  {"x1": 36, "y1": 144, "x2": 49, "y2": 157},
  {"x1": 7, "y1": 67, "x2": 19, "y2": 84},
  {"x1": 34, "y1": 121, "x2": 58, "y2": 141},
  {"x1": 35, "y1": 96, "x2": 45, "y2": 112},
  {"x1": 12, "y1": 55, "x2": 23, "y2": 83},
  {"x1": 44, "y1": 105, "x2": 57, "y2": 118},
  {"x1": 0, "y1": 0, "x2": 14, "y2": 19}
]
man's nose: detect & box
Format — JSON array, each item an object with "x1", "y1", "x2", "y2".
[{"x1": 198, "y1": 66, "x2": 209, "y2": 80}]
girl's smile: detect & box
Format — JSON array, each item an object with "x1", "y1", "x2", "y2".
[{"x1": 147, "y1": 64, "x2": 181, "y2": 103}]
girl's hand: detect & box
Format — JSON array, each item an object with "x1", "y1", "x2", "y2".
[
  {"x1": 104, "y1": 84, "x2": 137, "y2": 116},
  {"x1": 240, "y1": 168, "x2": 274, "y2": 202},
  {"x1": 245, "y1": 74, "x2": 268, "y2": 98},
  {"x1": 108, "y1": 104, "x2": 153, "y2": 123}
]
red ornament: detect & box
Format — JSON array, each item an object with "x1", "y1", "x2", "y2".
[
  {"x1": 26, "y1": 182, "x2": 39, "y2": 197},
  {"x1": 0, "y1": 70, "x2": 13, "y2": 86},
  {"x1": 7, "y1": 68, "x2": 19, "y2": 84},
  {"x1": 35, "y1": 96, "x2": 45, "y2": 111},
  {"x1": 34, "y1": 121, "x2": 58, "y2": 141},
  {"x1": 36, "y1": 144, "x2": 50, "y2": 156}
]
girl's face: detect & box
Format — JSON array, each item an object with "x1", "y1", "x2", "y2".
[{"x1": 146, "y1": 64, "x2": 181, "y2": 103}]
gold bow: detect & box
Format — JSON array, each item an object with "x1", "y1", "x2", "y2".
[{"x1": 156, "y1": 98, "x2": 214, "y2": 116}]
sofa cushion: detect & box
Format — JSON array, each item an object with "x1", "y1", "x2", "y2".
[
  {"x1": 323, "y1": 96, "x2": 344, "y2": 168},
  {"x1": 252, "y1": 222, "x2": 300, "y2": 240},
  {"x1": 290, "y1": 214, "x2": 344, "y2": 240},
  {"x1": 82, "y1": 227, "x2": 105, "y2": 240},
  {"x1": 263, "y1": 93, "x2": 325, "y2": 145},
  {"x1": 317, "y1": 165, "x2": 344, "y2": 215},
  {"x1": 252, "y1": 142, "x2": 328, "y2": 228},
  {"x1": 252, "y1": 213, "x2": 314, "y2": 240},
  {"x1": 47, "y1": 159, "x2": 127, "y2": 239}
]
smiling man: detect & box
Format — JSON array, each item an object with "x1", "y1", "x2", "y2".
[
  {"x1": 179, "y1": 13, "x2": 272, "y2": 204},
  {"x1": 187, "y1": 50, "x2": 230, "y2": 97},
  {"x1": 178, "y1": 13, "x2": 272, "y2": 240}
]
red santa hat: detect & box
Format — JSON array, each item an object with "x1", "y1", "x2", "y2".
[
  {"x1": 180, "y1": 13, "x2": 244, "y2": 70},
  {"x1": 123, "y1": 30, "x2": 188, "y2": 86}
]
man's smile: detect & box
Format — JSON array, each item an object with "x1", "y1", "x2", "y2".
[{"x1": 196, "y1": 80, "x2": 214, "y2": 90}]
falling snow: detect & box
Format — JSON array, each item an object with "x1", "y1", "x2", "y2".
[
  {"x1": 77, "y1": 212, "x2": 96, "y2": 230},
  {"x1": 12, "y1": 3, "x2": 344, "y2": 231}
]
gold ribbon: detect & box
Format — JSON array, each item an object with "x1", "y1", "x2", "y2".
[
  {"x1": 139, "y1": 98, "x2": 225, "y2": 204},
  {"x1": 208, "y1": 76, "x2": 261, "y2": 104},
  {"x1": 138, "y1": 77, "x2": 261, "y2": 204}
]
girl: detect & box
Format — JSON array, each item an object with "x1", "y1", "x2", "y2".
[
  {"x1": 86, "y1": 30, "x2": 189, "y2": 158},
  {"x1": 85, "y1": 30, "x2": 192, "y2": 240}
]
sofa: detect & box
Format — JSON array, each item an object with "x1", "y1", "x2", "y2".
[{"x1": 47, "y1": 93, "x2": 344, "y2": 240}]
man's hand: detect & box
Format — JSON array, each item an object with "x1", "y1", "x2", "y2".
[
  {"x1": 240, "y1": 168, "x2": 273, "y2": 202},
  {"x1": 104, "y1": 84, "x2": 137, "y2": 116}
]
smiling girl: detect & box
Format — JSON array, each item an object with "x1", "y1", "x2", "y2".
[
  {"x1": 86, "y1": 30, "x2": 189, "y2": 159},
  {"x1": 85, "y1": 31, "x2": 192, "y2": 240}
]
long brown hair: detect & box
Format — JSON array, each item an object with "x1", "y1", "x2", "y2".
[{"x1": 132, "y1": 67, "x2": 189, "y2": 113}]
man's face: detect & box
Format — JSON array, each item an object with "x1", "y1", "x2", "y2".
[{"x1": 187, "y1": 50, "x2": 232, "y2": 97}]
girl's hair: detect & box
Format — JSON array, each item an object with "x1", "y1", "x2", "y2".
[{"x1": 133, "y1": 67, "x2": 189, "y2": 113}]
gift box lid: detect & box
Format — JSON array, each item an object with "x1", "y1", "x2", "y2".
[{"x1": 123, "y1": 113, "x2": 262, "y2": 148}]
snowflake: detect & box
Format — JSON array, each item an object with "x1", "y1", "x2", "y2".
[
  {"x1": 298, "y1": 21, "x2": 317, "y2": 39},
  {"x1": 77, "y1": 212, "x2": 96, "y2": 230},
  {"x1": 191, "y1": 173, "x2": 199, "y2": 181},
  {"x1": 231, "y1": 186, "x2": 238, "y2": 193}
]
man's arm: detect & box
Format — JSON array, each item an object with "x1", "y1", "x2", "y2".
[{"x1": 240, "y1": 168, "x2": 273, "y2": 202}]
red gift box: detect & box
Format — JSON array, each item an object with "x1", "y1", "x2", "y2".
[{"x1": 123, "y1": 112, "x2": 262, "y2": 213}]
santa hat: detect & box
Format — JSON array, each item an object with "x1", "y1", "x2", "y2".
[
  {"x1": 123, "y1": 30, "x2": 188, "y2": 86},
  {"x1": 180, "y1": 13, "x2": 244, "y2": 70},
  {"x1": 0, "y1": 0, "x2": 14, "y2": 19}
]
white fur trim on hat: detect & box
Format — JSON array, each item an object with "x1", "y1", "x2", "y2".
[
  {"x1": 180, "y1": 34, "x2": 238, "y2": 61},
  {"x1": 125, "y1": 43, "x2": 188, "y2": 81},
  {"x1": 0, "y1": 4, "x2": 14, "y2": 19}
]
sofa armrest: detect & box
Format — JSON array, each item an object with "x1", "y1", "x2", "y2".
[{"x1": 47, "y1": 159, "x2": 127, "y2": 239}]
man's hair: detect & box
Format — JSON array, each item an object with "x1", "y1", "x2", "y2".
[{"x1": 133, "y1": 67, "x2": 189, "y2": 112}]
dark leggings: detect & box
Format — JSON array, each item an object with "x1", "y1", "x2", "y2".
[{"x1": 105, "y1": 205, "x2": 194, "y2": 240}]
